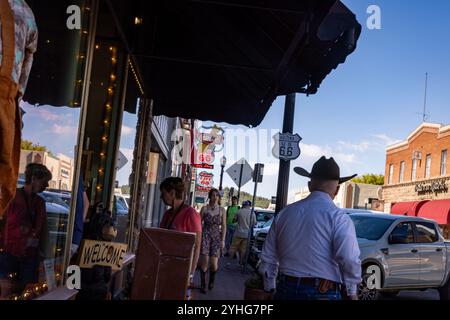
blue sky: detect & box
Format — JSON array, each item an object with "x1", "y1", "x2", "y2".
[{"x1": 22, "y1": 1, "x2": 450, "y2": 201}]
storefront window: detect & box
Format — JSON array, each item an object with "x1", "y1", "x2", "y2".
[
  {"x1": 115, "y1": 103, "x2": 139, "y2": 244},
  {"x1": 441, "y1": 150, "x2": 448, "y2": 177},
  {"x1": 0, "y1": 0, "x2": 94, "y2": 300},
  {"x1": 425, "y1": 154, "x2": 432, "y2": 179}
]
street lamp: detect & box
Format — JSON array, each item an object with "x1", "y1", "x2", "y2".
[{"x1": 219, "y1": 156, "x2": 227, "y2": 191}]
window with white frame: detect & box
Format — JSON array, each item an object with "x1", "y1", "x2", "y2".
[
  {"x1": 389, "y1": 164, "x2": 394, "y2": 185},
  {"x1": 425, "y1": 154, "x2": 431, "y2": 179},
  {"x1": 411, "y1": 158, "x2": 417, "y2": 181},
  {"x1": 399, "y1": 161, "x2": 405, "y2": 183},
  {"x1": 441, "y1": 150, "x2": 448, "y2": 176}
]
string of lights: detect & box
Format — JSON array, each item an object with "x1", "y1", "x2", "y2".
[{"x1": 96, "y1": 45, "x2": 119, "y2": 196}]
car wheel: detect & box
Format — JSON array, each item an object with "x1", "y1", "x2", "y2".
[
  {"x1": 439, "y1": 278, "x2": 450, "y2": 300},
  {"x1": 358, "y1": 266, "x2": 381, "y2": 301}
]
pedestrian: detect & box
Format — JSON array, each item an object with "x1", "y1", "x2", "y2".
[
  {"x1": 159, "y1": 177, "x2": 202, "y2": 294},
  {"x1": 227, "y1": 200, "x2": 256, "y2": 266},
  {"x1": 258, "y1": 156, "x2": 361, "y2": 300},
  {"x1": 199, "y1": 188, "x2": 226, "y2": 294},
  {"x1": 0, "y1": 0, "x2": 38, "y2": 216},
  {"x1": 224, "y1": 196, "x2": 239, "y2": 256},
  {"x1": 0, "y1": 163, "x2": 51, "y2": 297},
  {"x1": 71, "y1": 175, "x2": 90, "y2": 258}
]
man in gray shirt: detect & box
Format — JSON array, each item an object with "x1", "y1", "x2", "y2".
[{"x1": 228, "y1": 201, "x2": 256, "y2": 266}]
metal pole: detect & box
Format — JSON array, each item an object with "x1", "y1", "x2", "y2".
[
  {"x1": 219, "y1": 165, "x2": 224, "y2": 191},
  {"x1": 243, "y1": 166, "x2": 259, "y2": 273},
  {"x1": 275, "y1": 94, "x2": 296, "y2": 215},
  {"x1": 237, "y1": 162, "x2": 244, "y2": 203}
]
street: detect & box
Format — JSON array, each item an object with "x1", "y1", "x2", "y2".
[{"x1": 384, "y1": 290, "x2": 439, "y2": 300}]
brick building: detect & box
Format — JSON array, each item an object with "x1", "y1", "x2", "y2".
[{"x1": 382, "y1": 123, "x2": 450, "y2": 230}]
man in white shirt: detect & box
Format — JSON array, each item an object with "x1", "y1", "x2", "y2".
[{"x1": 258, "y1": 156, "x2": 361, "y2": 300}]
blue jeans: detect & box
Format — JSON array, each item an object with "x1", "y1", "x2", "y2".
[
  {"x1": 225, "y1": 225, "x2": 235, "y2": 252},
  {"x1": 275, "y1": 276, "x2": 342, "y2": 300}
]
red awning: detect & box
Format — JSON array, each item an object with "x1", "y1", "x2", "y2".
[
  {"x1": 391, "y1": 201, "x2": 429, "y2": 217},
  {"x1": 417, "y1": 199, "x2": 450, "y2": 225}
]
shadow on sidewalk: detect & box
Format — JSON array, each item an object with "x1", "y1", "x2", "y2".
[{"x1": 192, "y1": 256, "x2": 256, "y2": 300}]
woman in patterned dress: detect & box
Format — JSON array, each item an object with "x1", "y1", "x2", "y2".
[{"x1": 199, "y1": 188, "x2": 226, "y2": 293}]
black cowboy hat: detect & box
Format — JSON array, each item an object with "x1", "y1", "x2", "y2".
[{"x1": 294, "y1": 156, "x2": 357, "y2": 184}]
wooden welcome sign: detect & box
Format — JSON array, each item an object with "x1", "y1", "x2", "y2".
[{"x1": 78, "y1": 240, "x2": 128, "y2": 271}]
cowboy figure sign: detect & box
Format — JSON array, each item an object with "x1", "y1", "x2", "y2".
[{"x1": 272, "y1": 133, "x2": 302, "y2": 161}]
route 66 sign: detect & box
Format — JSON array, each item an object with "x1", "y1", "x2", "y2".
[{"x1": 272, "y1": 133, "x2": 302, "y2": 161}]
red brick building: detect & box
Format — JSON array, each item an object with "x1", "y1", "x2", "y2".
[{"x1": 382, "y1": 123, "x2": 450, "y2": 231}]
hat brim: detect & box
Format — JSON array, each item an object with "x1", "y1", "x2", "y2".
[{"x1": 294, "y1": 167, "x2": 357, "y2": 185}]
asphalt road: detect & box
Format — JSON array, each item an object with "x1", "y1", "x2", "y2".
[{"x1": 382, "y1": 289, "x2": 440, "y2": 300}]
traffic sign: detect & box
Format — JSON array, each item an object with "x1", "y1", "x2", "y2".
[
  {"x1": 116, "y1": 150, "x2": 129, "y2": 170},
  {"x1": 272, "y1": 133, "x2": 302, "y2": 161},
  {"x1": 226, "y1": 158, "x2": 253, "y2": 188}
]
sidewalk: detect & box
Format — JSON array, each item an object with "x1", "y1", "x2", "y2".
[{"x1": 192, "y1": 256, "x2": 255, "y2": 300}]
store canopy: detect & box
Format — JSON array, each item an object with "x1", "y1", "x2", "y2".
[
  {"x1": 391, "y1": 201, "x2": 429, "y2": 217},
  {"x1": 112, "y1": 0, "x2": 362, "y2": 126},
  {"x1": 417, "y1": 199, "x2": 450, "y2": 225}
]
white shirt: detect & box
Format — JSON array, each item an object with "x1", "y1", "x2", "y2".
[{"x1": 259, "y1": 191, "x2": 361, "y2": 296}]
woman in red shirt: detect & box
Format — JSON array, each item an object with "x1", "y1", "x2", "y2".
[{"x1": 159, "y1": 178, "x2": 202, "y2": 279}]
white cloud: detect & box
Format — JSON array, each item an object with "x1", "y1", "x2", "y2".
[
  {"x1": 300, "y1": 143, "x2": 357, "y2": 165},
  {"x1": 121, "y1": 125, "x2": 134, "y2": 137},
  {"x1": 373, "y1": 134, "x2": 402, "y2": 146},
  {"x1": 51, "y1": 124, "x2": 77, "y2": 136},
  {"x1": 263, "y1": 162, "x2": 280, "y2": 176},
  {"x1": 338, "y1": 141, "x2": 371, "y2": 152}
]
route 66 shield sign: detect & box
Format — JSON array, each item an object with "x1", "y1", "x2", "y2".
[{"x1": 272, "y1": 133, "x2": 302, "y2": 161}]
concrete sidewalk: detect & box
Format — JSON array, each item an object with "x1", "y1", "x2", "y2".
[{"x1": 191, "y1": 256, "x2": 256, "y2": 300}]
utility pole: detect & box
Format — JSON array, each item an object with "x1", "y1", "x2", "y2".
[{"x1": 275, "y1": 93, "x2": 296, "y2": 215}]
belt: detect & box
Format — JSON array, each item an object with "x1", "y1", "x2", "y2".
[{"x1": 282, "y1": 275, "x2": 340, "y2": 291}]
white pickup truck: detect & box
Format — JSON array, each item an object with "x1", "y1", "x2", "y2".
[{"x1": 351, "y1": 213, "x2": 450, "y2": 300}]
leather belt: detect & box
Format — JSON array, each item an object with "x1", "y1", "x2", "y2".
[{"x1": 282, "y1": 275, "x2": 339, "y2": 291}]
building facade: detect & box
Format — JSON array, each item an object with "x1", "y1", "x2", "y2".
[{"x1": 382, "y1": 123, "x2": 450, "y2": 226}]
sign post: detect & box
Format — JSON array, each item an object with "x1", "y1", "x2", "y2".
[
  {"x1": 243, "y1": 163, "x2": 264, "y2": 273},
  {"x1": 226, "y1": 158, "x2": 253, "y2": 203}
]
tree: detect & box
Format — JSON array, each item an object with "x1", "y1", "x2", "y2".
[
  {"x1": 352, "y1": 174, "x2": 384, "y2": 186},
  {"x1": 21, "y1": 139, "x2": 48, "y2": 152},
  {"x1": 221, "y1": 187, "x2": 271, "y2": 208}
]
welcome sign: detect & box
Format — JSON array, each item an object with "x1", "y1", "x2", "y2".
[{"x1": 78, "y1": 240, "x2": 128, "y2": 271}]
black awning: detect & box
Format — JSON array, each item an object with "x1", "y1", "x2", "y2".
[{"x1": 122, "y1": 0, "x2": 361, "y2": 127}]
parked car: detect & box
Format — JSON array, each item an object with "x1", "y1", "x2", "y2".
[
  {"x1": 253, "y1": 209, "x2": 274, "y2": 229},
  {"x1": 351, "y1": 212, "x2": 450, "y2": 300}
]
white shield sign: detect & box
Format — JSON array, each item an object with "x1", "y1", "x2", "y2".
[{"x1": 272, "y1": 133, "x2": 302, "y2": 161}]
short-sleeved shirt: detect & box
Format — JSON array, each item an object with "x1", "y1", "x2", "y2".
[
  {"x1": 160, "y1": 205, "x2": 202, "y2": 234},
  {"x1": 234, "y1": 208, "x2": 256, "y2": 239},
  {"x1": 226, "y1": 205, "x2": 239, "y2": 226},
  {"x1": 1, "y1": 188, "x2": 46, "y2": 257},
  {"x1": 0, "y1": 0, "x2": 38, "y2": 95}
]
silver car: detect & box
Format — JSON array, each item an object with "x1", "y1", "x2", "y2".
[{"x1": 351, "y1": 213, "x2": 450, "y2": 300}]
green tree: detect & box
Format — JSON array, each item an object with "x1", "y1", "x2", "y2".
[
  {"x1": 21, "y1": 139, "x2": 48, "y2": 152},
  {"x1": 352, "y1": 174, "x2": 384, "y2": 186}
]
